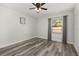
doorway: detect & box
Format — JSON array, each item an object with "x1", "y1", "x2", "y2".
[{"x1": 48, "y1": 16, "x2": 67, "y2": 44}]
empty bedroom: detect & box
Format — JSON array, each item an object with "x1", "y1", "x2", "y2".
[{"x1": 0, "y1": 3, "x2": 79, "y2": 56}]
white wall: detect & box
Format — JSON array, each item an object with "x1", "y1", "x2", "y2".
[
  {"x1": 0, "y1": 5, "x2": 74, "y2": 49},
  {"x1": 36, "y1": 10, "x2": 74, "y2": 44},
  {"x1": 74, "y1": 4, "x2": 79, "y2": 55},
  {"x1": 0, "y1": 6, "x2": 36, "y2": 48}
]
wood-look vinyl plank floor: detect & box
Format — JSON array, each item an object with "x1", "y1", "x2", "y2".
[{"x1": 0, "y1": 38, "x2": 78, "y2": 56}]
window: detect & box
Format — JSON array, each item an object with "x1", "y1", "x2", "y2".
[{"x1": 52, "y1": 17, "x2": 63, "y2": 33}]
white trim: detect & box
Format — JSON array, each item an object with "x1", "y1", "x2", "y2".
[
  {"x1": 74, "y1": 44, "x2": 79, "y2": 55},
  {"x1": 67, "y1": 41, "x2": 73, "y2": 44},
  {"x1": 0, "y1": 37, "x2": 35, "y2": 48}
]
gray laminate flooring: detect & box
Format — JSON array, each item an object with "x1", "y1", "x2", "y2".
[{"x1": 0, "y1": 38, "x2": 78, "y2": 56}]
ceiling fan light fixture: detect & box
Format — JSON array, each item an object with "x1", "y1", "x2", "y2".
[
  {"x1": 30, "y1": 3, "x2": 47, "y2": 13},
  {"x1": 35, "y1": 8, "x2": 41, "y2": 12}
]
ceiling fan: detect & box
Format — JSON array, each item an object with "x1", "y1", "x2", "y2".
[{"x1": 29, "y1": 3, "x2": 47, "y2": 13}]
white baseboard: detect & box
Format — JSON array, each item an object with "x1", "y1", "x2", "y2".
[
  {"x1": 74, "y1": 44, "x2": 79, "y2": 55},
  {"x1": 0, "y1": 37, "x2": 35, "y2": 49},
  {"x1": 36, "y1": 37, "x2": 73, "y2": 44},
  {"x1": 67, "y1": 41, "x2": 73, "y2": 44},
  {"x1": 52, "y1": 39, "x2": 73, "y2": 44},
  {"x1": 0, "y1": 37, "x2": 74, "y2": 50}
]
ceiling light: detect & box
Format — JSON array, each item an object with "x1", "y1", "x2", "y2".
[{"x1": 35, "y1": 8, "x2": 41, "y2": 13}]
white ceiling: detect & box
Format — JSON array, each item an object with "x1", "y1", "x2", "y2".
[{"x1": 0, "y1": 3, "x2": 75, "y2": 18}]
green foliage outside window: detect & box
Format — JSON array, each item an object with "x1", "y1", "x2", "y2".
[{"x1": 52, "y1": 17, "x2": 63, "y2": 27}]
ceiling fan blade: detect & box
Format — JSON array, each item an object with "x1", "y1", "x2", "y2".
[
  {"x1": 29, "y1": 8, "x2": 35, "y2": 9},
  {"x1": 41, "y1": 3, "x2": 45, "y2": 6},
  {"x1": 32, "y1": 3, "x2": 36, "y2": 6},
  {"x1": 41, "y1": 7, "x2": 47, "y2": 10}
]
